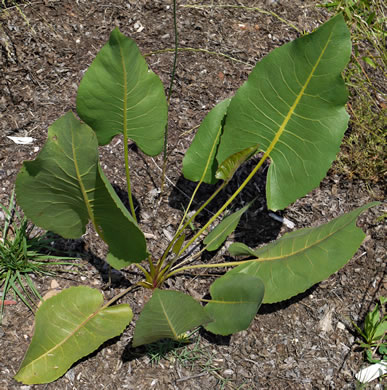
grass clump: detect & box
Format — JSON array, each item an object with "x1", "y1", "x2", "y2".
[
  {"x1": 319, "y1": 0, "x2": 386, "y2": 182},
  {"x1": 0, "y1": 190, "x2": 78, "y2": 322}
]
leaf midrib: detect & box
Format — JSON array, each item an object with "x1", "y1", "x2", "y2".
[
  {"x1": 250, "y1": 213, "x2": 359, "y2": 263},
  {"x1": 70, "y1": 129, "x2": 104, "y2": 239},
  {"x1": 158, "y1": 295, "x2": 178, "y2": 340},
  {"x1": 258, "y1": 30, "x2": 334, "y2": 162},
  {"x1": 20, "y1": 300, "x2": 105, "y2": 373}
]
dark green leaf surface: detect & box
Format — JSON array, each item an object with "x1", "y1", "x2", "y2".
[
  {"x1": 183, "y1": 99, "x2": 230, "y2": 184},
  {"x1": 14, "y1": 286, "x2": 132, "y2": 384},
  {"x1": 204, "y1": 273, "x2": 264, "y2": 335},
  {"x1": 228, "y1": 203, "x2": 378, "y2": 303},
  {"x1": 373, "y1": 321, "x2": 387, "y2": 341},
  {"x1": 132, "y1": 289, "x2": 211, "y2": 347},
  {"x1": 77, "y1": 28, "x2": 167, "y2": 155},
  {"x1": 216, "y1": 15, "x2": 351, "y2": 210},
  {"x1": 204, "y1": 203, "x2": 251, "y2": 251},
  {"x1": 15, "y1": 112, "x2": 148, "y2": 268},
  {"x1": 228, "y1": 242, "x2": 258, "y2": 257}
]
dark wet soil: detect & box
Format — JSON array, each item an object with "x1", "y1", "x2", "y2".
[{"x1": 0, "y1": 1, "x2": 386, "y2": 389}]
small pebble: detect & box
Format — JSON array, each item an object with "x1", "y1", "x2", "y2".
[{"x1": 337, "y1": 322, "x2": 346, "y2": 330}]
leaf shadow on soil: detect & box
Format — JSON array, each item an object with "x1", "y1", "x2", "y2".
[
  {"x1": 168, "y1": 157, "x2": 283, "y2": 250},
  {"x1": 112, "y1": 183, "x2": 142, "y2": 225},
  {"x1": 63, "y1": 334, "x2": 123, "y2": 373},
  {"x1": 121, "y1": 338, "x2": 190, "y2": 364},
  {"x1": 45, "y1": 234, "x2": 138, "y2": 288}
]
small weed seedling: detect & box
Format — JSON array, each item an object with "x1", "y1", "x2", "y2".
[
  {"x1": 12, "y1": 14, "x2": 380, "y2": 385},
  {"x1": 354, "y1": 297, "x2": 387, "y2": 364},
  {"x1": 0, "y1": 191, "x2": 78, "y2": 322}
]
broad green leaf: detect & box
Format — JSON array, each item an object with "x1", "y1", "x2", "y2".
[
  {"x1": 97, "y1": 166, "x2": 148, "y2": 269},
  {"x1": 204, "y1": 203, "x2": 251, "y2": 251},
  {"x1": 76, "y1": 28, "x2": 167, "y2": 155},
  {"x1": 183, "y1": 99, "x2": 231, "y2": 184},
  {"x1": 204, "y1": 273, "x2": 264, "y2": 335},
  {"x1": 14, "y1": 286, "x2": 132, "y2": 384},
  {"x1": 132, "y1": 289, "x2": 211, "y2": 347},
  {"x1": 15, "y1": 111, "x2": 148, "y2": 268},
  {"x1": 228, "y1": 203, "x2": 378, "y2": 303},
  {"x1": 215, "y1": 145, "x2": 259, "y2": 182},
  {"x1": 216, "y1": 15, "x2": 351, "y2": 211},
  {"x1": 228, "y1": 242, "x2": 258, "y2": 257},
  {"x1": 373, "y1": 320, "x2": 387, "y2": 342}
]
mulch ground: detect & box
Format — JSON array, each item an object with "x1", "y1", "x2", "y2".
[{"x1": 0, "y1": 1, "x2": 386, "y2": 389}]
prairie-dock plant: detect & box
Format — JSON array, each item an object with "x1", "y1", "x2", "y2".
[
  {"x1": 0, "y1": 190, "x2": 78, "y2": 321},
  {"x1": 12, "y1": 13, "x2": 382, "y2": 384}
]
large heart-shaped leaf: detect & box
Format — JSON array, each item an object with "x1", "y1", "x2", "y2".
[
  {"x1": 216, "y1": 14, "x2": 351, "y2": 210},
  {"x1": 14, "y1": 286, "x2": 132, "y2": 384},
  {"x1": 183, "y1": 99, "x2": 230, "y2": 184},
  {"x1": 15, "y1": 111, "x2": 148, "y2": 268},
  {"x1": 132, "y1": 289, "x2": 211, "y2": 347},
  {"x1": 228, "y1": 202, "x2": 378, "y2": 303},
  {"x1": 76, "y1": 28, "x2": 167, "y2": 155},
  {"x1": 204, "y1": 273, "x2": 264, "y2": 335},
  {"x1": 204, "y1": 203, "x2": 251, "y2": 251}
]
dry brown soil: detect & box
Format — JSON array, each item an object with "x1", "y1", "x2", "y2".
[{"x1": 0, "y1": 1, "x2": 386, "y2": 389}]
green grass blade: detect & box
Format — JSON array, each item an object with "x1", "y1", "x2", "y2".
[
  {"x1": 2, "y1": 189, "x2": 15, "y2": 238},
  {"x1": 8, "y1": 274, "x2": 34, "y2": 311},
  {"x1": 23, "y1": 274, "x2": 42, "y2": 301},
  {"x1": 0, "y1": 270, "x2": 12, "y2": 321}
]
